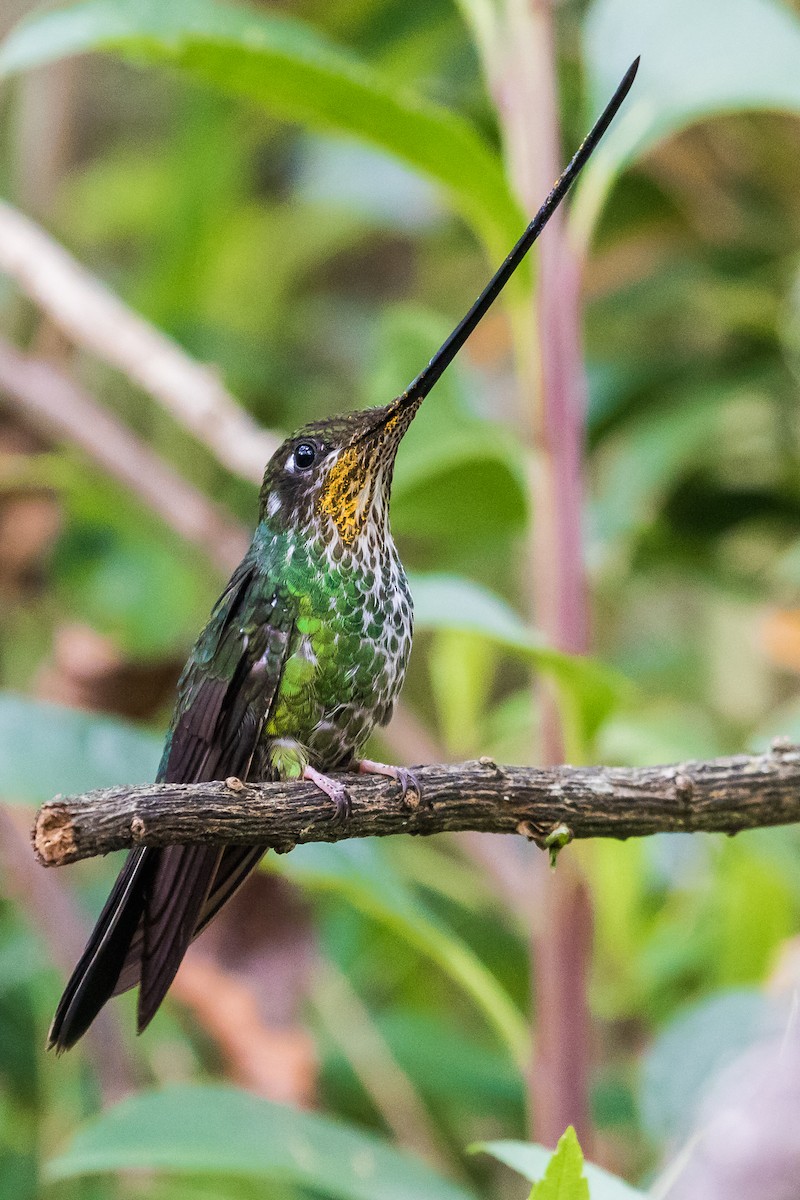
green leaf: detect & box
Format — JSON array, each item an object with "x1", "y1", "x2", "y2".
[
  {"x1": 45, "y1": 1083, "x2": 477, "y2": 1200},
  {"x1": 476, "y1": 1134, "x2": 644, "y2": 1199},
  {"x1": 529, "y1": 1129, "x2": 588, "y2": 1200},
  {"x1": 0, "y1": 693, "x2": 161, "y2": 804},
  {"x1": 0, "y1": 934, "x2": 49, "y2": 996},
  {"x1": 374, "y1": 307, "x2": 528, "y2": 547},
  {"x1": 429, "y1": 629, "x2": 496, "y2": 757},
  {"x1": 511, "y1": 1128, "x2": 589, "y2": 1200},
  {"x1": 575, "y1": 0, "x2": 800, "y2": 244},
  {"x1": 274, "y1": 839, "x2": 528, "y2": 1066},
  {"x1": 375, "y1": 1011, "x2": 524, "y2": 1119},
  {"x1": 0, "y1": 0, "x2": 521, "y2": 263},
  {"x1": 410, "y1": 574, "x2": 630, "y2": 758},
  {"x1": 53, "y1": 458, "x2": 217, "y2": 657}
]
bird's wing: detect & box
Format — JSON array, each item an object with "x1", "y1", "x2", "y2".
[
  {"x1": 137, "y1": 557, "x2": 295, "y2": 1031},
  {"x1": 49, "y1": 553, "x2": 296, "y2": 1049}
]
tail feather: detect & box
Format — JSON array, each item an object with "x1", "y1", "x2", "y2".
[
  {"x1": 48, "y1": 848, "x2": 154, "y2": 1052},
  {"x1": 110, "y1": 845, "x2": 267, "y2": 1000},
  {"x1": 137, "y1": 845, "x2": 223, "y2": 1033},
  {"x1": 50, "y1": 843, "x2": 268, "y2": 1050}
]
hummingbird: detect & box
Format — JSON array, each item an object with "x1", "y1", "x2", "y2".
[{"x1": 48, "y1": 58, "x2": 638, "y2": 1051}]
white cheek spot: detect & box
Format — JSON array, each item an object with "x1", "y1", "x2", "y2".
[{"x1": 267, "y1": 493, "x2": 281, "y2": 518}]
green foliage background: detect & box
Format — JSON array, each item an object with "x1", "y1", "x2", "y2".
[{"x1": 1, "y1": 0, "x2": 800, "y2": 1196}]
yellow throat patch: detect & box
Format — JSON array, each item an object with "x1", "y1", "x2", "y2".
[{"x1": 318, "y1": 446, "x2": 371, "y2": 546}]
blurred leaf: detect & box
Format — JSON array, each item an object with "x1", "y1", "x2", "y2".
[
  {"x1": 753, "y1": 694, "x2": 800, "y2": 749},
  {"x1": 0, "y1": 1150, "x2": 37, "y2": 1200},
  {"x1": 586, "y1": 838, "x2": 651, "y2": 1017},
  {"x1": 710, "y1": 839, "x2": 796, "y2": 986},
  {"x1": 597, "y1": 702, "x2": 723, "y2": 767},
  {"x1": 0, "y1": 693, "x2": 161, "y2": 804},
  {"x1": 0, "y1": 0, "x2": 522, "y2": 263},
  {"x1": 143, "y1": 1178, "x2": 293, "y2": 1200},
  {"x1": 388, "y1": 838, "x2": 496, "y2": 913},
  {"x1": 200, "y1": 201, "x2": 366, "y2": 342},
  {"x1": 45, "y1": 1083, "x2": 477, "y2": 1200},
  {"x1": 0, "y1": 934, "x2": 49, "y2": 996},
  {"x1": 274, "y1": 839, "x2": 528, "y2": 1065},
  {"x1": 410, "y1": 574, "x2": 630, "y2": 757},
  {"x1": 639, "y1": 989, "x2": 784, "y2": 1143},
  {"x1": 591, "y1": 388, "x2": 731, "y2": 547},
  {"x1": 295, "y1": 137, "x2": 441, "y2": 229},
  {"x1": 476, "y1": 1134, "x2": 643, "y2": 1198},
  {"x1": 576, "y1": 0, "x2": 800, "y2": 242},
  {"x1": 377, "y1": 1011, "x2": 524, "y2": 1119},
  {"x1": 374, "y1": 306, "x2": 528, "y2": 549},
  {"x1": 429, "y1": 630, "x2": 495, "y2": 756},
  {"x1": 54, "y1": 466, "x2": 217, "y2": 658}
]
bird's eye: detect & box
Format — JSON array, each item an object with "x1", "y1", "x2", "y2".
[{"x1": 293, "y1": 442, "x2": 316, "y2": 470}]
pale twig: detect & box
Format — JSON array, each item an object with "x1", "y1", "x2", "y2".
[
  {"x1": 0, "y1": 200, "x2": 280, "y2": 482},
  {"x1": 32, "y1": 744, "x2": 800, "y2": 867},
  {"x1": 0, "y1": 335, "x2": 249, "y2": 574}
]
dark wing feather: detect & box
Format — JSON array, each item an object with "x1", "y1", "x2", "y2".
[
  {"x1": 48, "y1": 848, "x2": 156, "y2": 1051},
  {"x1": 49, "y1": 553, "x2": 294, "y2": 1050},
  {"x1": 110, "y1": 845, "x2": 267, "y2": 999},
  {"x1": 136, "y1": 845, "x2": 224, "y2": 1030}
]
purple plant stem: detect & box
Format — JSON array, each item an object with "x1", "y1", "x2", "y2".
[{"x1": 496, "y1": 0, "x2": 594, "y2": 1148}]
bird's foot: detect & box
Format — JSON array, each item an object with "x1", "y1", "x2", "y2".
[
  {"x1": 303, "y1": 765, "x2": 352, "y2": 824},
  {"x1": 357, "y1": 758, "x2": 425, "y2": 810}
]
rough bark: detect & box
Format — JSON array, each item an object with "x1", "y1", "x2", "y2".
[{"x1": 32, "y1": 742, "x2": 800, "y2": 867}]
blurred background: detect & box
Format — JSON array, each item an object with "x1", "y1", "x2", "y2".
[{"x1": 1, "y1": 0, "x2": 800, "y2": 1196}]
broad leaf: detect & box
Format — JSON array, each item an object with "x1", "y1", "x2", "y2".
[
  {"x1": 0, "y1": 693, "x2": 161, "y2": 804},
  {"x1": 410, "y1": 574, "x2": 630, "y2": 758},
  {"x1": 0, "y1": 0, "x2": 522, "y2": 263},
  {"x1": 46, "y1": 1084, "x2": 476, "y2": 1200},
  {"x1": 575, "y1": 0, "x2": 800, "y2": 243},
  {"x1": 591, "y1": 386, "x2": 733, "y2": 547},
  {"x1": 477, "y1": 1134, "x2": 644, "y2": 1199}
]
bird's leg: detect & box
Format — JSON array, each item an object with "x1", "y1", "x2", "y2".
[
  {"x1": 302, "y1": 765, "x2": 352, "y2": 824},
  {"x1": 357, "y1": 759, "x2": 424, "y2": 809}
]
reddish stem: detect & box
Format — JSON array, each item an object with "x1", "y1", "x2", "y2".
[{"x1": 495, "y1": 0, "x2": 594, "y2": 1148}]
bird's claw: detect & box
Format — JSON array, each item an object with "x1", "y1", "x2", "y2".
[
  {"x1": 396, "y1": 767, "x2": 426, "y2": 810},
  {"x1": 330, "y1": 780, "x2": 353, "y2": 825},
  {"x1": 303, "y1": 765, "x2": 353, "y2": 825},
  {"x1": 357, "y1": 759, "x2": 426, "y2": 810}
]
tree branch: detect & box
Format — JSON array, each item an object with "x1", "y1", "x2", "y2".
[{"x1": 32, "y1": 743, "x2": 800, "y2": 868}]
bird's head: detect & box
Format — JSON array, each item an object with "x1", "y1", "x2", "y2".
[
  {"x1": 256, "y1": 58, "x2": 638, "y2": 554},
  {"x1": 258, "y1": 392, "x2": 421, "y2": 547}
]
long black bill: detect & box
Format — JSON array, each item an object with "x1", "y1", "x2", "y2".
[{"x1": 402, "y1": 56, "x2": 639, "y2": 405}]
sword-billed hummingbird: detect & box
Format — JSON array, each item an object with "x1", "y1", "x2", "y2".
[{"x1": 49, "y1": 59, "x2": 638, "y2": 1050}]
